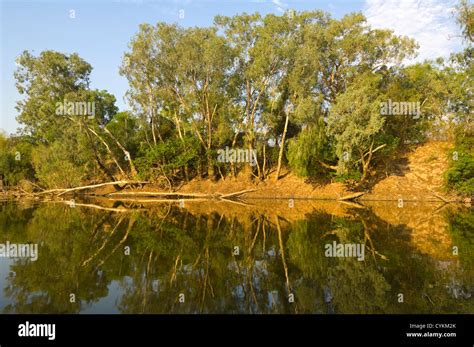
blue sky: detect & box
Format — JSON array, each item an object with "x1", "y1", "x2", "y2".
[{"x1": 0, "y1": 0, "x2": 464, "y2": 134}]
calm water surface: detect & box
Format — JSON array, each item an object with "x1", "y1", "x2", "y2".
[{"x1": 0, "y1": 199, "x2": 472, "y2": 314}]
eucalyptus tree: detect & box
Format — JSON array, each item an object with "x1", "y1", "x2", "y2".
[
  {"x1": 14, "y1": 50, "x2": 137, "y2": 185},
  {"x1": 318, "y1": 14, "x2": 416, "y2": 181},
  {"x1": 384, "y1": 63, "x2": 447, "y2": 145},
  {"x1": 215, "y1": 13, "x2": 288, "y2": 178},
  {"x1": 327, "y1": 73, "x2": 385, "y2": 182},
  {"x1": 270, "y1": 11, "x2": 330, "y2": 180},
  {"x1": 457, "y1": 0, "x2": 474, "y2": 43},
  {"x1": 318, "y1": 13, "x2": 417, "y2": 105},
  {"x1": 120, "y1": 23, "x2": 180, "y2": 146},
  {"x1": 120, "y1": 23, "x2": 197, "y2": 181},
  {"x1": 14, "y1": 50, "x2": 92, "y2": 142},
  {"x1": 122, "y1": 23, "x2": 235, "y2": 178},
  {"x1": 215, "y1": 11, "x2": 329, "y2": 180},
  {"x1": 173, "y1": 27, "x2": 235, "y2": 177}
]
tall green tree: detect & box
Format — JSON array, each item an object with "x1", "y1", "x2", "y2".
[{"x1": 14, "y1": 50, "x2": 137, "y2": 184}]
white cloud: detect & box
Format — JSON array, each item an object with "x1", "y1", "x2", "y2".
[
  {"x1": 272, "y1": 0, "x2": 287, "y2": 13},
  {"x1": 364, "y1": 0, "x2": 463, "y2": 62}
]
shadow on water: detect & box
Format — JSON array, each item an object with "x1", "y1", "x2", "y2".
[{"x1": 0, "y1": 199, "x2": 472, "y2": 314}]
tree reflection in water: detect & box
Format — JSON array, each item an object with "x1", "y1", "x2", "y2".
[{"x1": 0, "y1": 200, "x2": 472, "y2": 314}]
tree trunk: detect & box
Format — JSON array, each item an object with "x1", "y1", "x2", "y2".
[
  {"x1": 103, "y1": 127, "x2": 138, "y2": 177},
  {"x1": 184, "y1": 165, "x2": 190, "y2": 182},
  {"x1": 84, "y1": 125, "x2": 126, "y2": 177},
  {"x1": 207, "y1": 151, "x2": 214, "y2": 179},
  {"x1": 147, "y1": 86, "x2": 158, "y2": 145},
  {"x1": 359, "y1": 140, "x2": 375, "y2": 183},
  {"x1": 150, "y1": 116, "x2": 157, "y2": 145},
  {"x1": 197, "y1": 155, "x2": 203, "y2": 178},
  {"x1": 275, "y1": 112, "x2": 290, "y2": 181},
  {"x1": 83, "y1": 126, "x2": 115, "y2": 181},
  {"x1": 230, "y1": 131, "x2": 239, "y2": 179}
]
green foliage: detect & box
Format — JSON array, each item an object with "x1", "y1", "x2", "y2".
[
  {"x1": 383, "y1": 63, "x2": 443, "y2": 145},
  {"x1": 444, "y1": 2, "x2": 473, "y2": 196},
  {"x1": 14, "y1": 50, "x2": 93, "y2": 141},
  {"x1": 446, "y1": 128, "x2": 474, "y2": 195},
  {"x1": 0, "y1": 133, "x2": 35, "y2": 186},
  {"x1": 105, "y1": 112, "x2": 141, "y2": 155},
  {"x1": 330, "y1": 170, "x2": 362, "y2": 183},
  {"x1": 135, "y1": 136, "x2": 200, "y2": 182},
  {"x1": 456, "y1": 0, "x2": 474, "y2": 43},
  {"x1": 287, "y1": 123, "x2": 328, "y2": 177},
  {"x1": 31, "y1": 139, "x2": 89, "y2": 188},
  {"x1": 327, "y1": 74, "x2": 385, "y2": 178}
]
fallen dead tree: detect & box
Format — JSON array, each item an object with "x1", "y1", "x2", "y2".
[
  {"x1": 35, "y1": 180, "x2": 149, "y2": 197},
  {"x1": 339, "y1": 200, "x2": 366, "y2": 209},
  {"x1": 106, "y1": 196, "x2": 251, "y2": 206},
  {"x1": 106, "y1": 191, "x2": 212, "y2": 198},
  {"x1": 338, "y1": 192, "x2": 365, "y2": 201},
  {"x1": 1, "y1": 182, "x2": 258, "y2": 203},
  {"x1": 220, "y1": 189, "x2": 258, "y2": 199},
  {"x1": 47, "y1": 200, "x2": 145, "y2": 212},
  {"x1": 22, "y1": 180, "x2": 257, "y2": 203},
  {"x1": 430, "y1": 191, "x2": 458, "y2": 204},
  {"x1": 106, "y1": 188, "x2": 258, "y2": 201}
]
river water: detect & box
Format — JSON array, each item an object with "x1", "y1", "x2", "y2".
[{"x1": 0, "y1": 199, "x2": 472, "y2": 313}]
